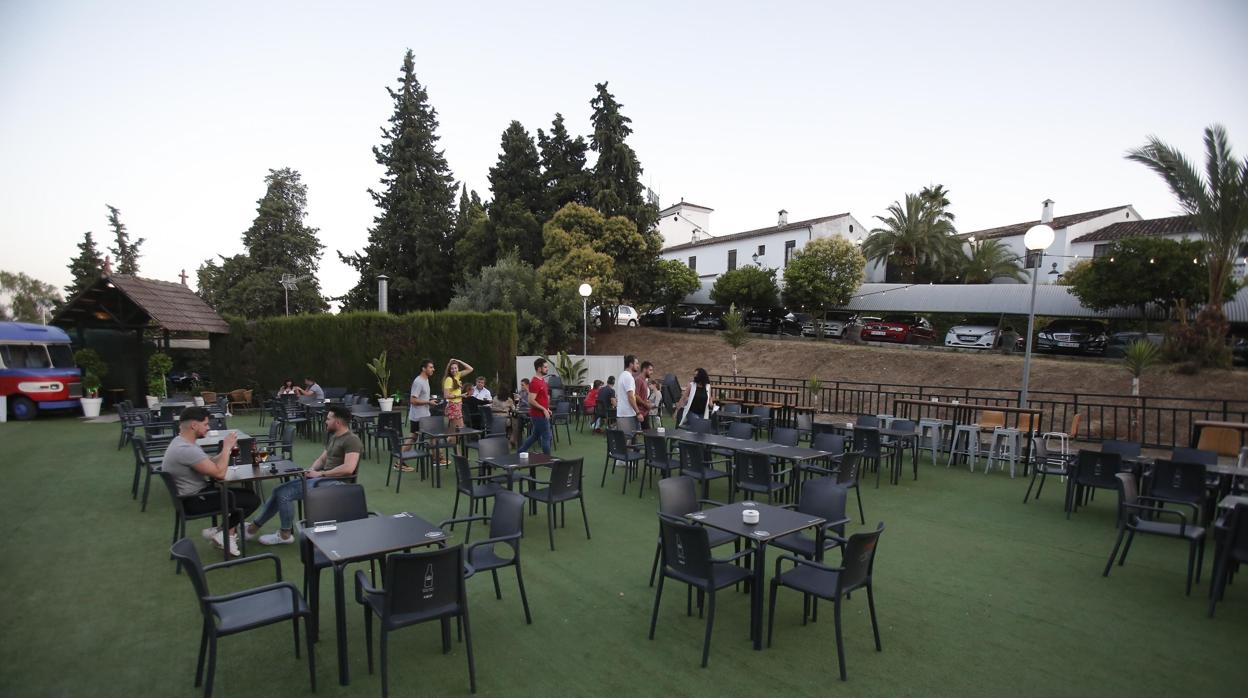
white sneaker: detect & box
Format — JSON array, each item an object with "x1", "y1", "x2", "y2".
[
  {"x1": 243, "y1": 523, "x2": 261, "y2": 541},
  {"x1": 211, "y1": 530, "x2": 242, "y2": 557},
  {"x1": 201, "y1": 526, "x2": 220, "y2": 540},
  {"x1": 259, "y1": 532, "x2": 295, "y2": 546}
]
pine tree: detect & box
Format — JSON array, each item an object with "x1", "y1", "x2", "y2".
[
  {"x1": 587, "y1": 83, "x2": 659, "y2": 235},
  {"x1": 538, "y1": 113, "x2": 589, "y2": 212},
  {"x1": 339, "y1": 50, "x2": 457, "y2": 311},
  {"x1": 65, "y1": 231, "x2": 104, "y2": 297},
  {"x1": 106, "y1": 205, "x2": 144, "y2": 275},
  {"x1": 488, "y1": 120, "x2": 546, "y2": 266},
  {"x1": 452, "y1": 185, "x2": 489, "y2": 280}
]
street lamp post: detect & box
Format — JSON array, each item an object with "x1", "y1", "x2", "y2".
[
  {"x1": 578, "y1": 283, "x2": 593, "y2": 358},
  {"x1": 1019, "y1": 222, "x2": 1055, "y2": 408}
]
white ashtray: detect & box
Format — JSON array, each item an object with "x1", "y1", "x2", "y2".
[
  {"x1": 657, "y1": 427, "x2": 666, "y2": 434},
  {"x1": 742, "y1": 509, "x2": 760, "y2": 525}
]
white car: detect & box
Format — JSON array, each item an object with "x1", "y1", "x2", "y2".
[
  {"x1": 944, "y1": 324, "x2": 1001, "y2": 350},
  {"x1": 589, "y1": 305, "x2": 640, "y2": 326}
]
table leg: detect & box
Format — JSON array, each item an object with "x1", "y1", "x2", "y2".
[
  {"x1": 219, "y1": 483, "x2": 231, "y2": 562},
  {"x1": 753, "y1": 541, "x2": 767, "y2": 650},
  {"x1": 334, "y1": 563, "x2": 350, "y2": 685}
]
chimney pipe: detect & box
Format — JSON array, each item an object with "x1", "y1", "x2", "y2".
[
  {"x1": 377, "y1": 275, "x2": 390, "y2": 313},
  {"x1": 1041, "y1": 199, "x2": 1054, "y2": 224},
  {"x1": 777, "y1": 209, "x2": 788, "y2": 226}
]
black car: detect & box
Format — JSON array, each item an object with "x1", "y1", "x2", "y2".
[
  {"x1": 744, "y1": 308, "x2": 787, "y2": 334},
  {"x1": 641, "y1": 304, "x2": 700, "y2": 328},
  {"x1": 778, "y1": 311, "x2": 809, "y2": 336},
  {"x1": 1105, "y1": 332, "x2": 1164, "y2": 358},
  {"x1": 1035, "y1": 320, "x2": 1109, "y2": 355},
  {"x1": 693, "y1": 307, "x2": 726, "y2": 330}
]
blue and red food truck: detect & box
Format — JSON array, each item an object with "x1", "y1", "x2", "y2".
[{"x1": 0, "y1": 321, "x2": 83, "y2": 420}]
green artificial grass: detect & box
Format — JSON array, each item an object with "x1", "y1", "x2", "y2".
[{"x1": 0, "y1": 413, "x2": 1244, "y2": 697}]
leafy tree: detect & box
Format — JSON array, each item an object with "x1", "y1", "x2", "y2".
[
  {"x1": 1066, "y1": 237, "x2": 1225, "y2": 329},
  {"x1": 587, "y1": 82, "x2": 659, "y2": 236},
  {"x1": 1128, "y1": 124, "x2": 1248, "y2": 365},
  {"x1": 710, "y1": 266, "x2": 779, "y2": 309},
  {"x1": 538, "y1": 113, "x2": 589, "y2": 211},
  {"x1": 649, "y1": 259, "x2": 701, "y2": 326},
  {"x1": 488, "y1": 121, "x2": 547, "y2": 267},
  {"x1": 864, "y1": 193, "x2": 960, "y2": 282},
  {"x1": 452, "y1": 185, "x2": 489, "y2": 280},
  {"x1": 781, "y1": 237, "x2": 866, "y2": 335},
  {"x1": 721, "y1": 304, "x2": 750, "y2": 379},
  {"x1": 197, "y1": 168, "x2": 328, "y2": 317},
  {"x1": 537, "y1": 203, "x2": 621, "y2": 347},
  {"x1": 0, "y1": 270, "x2": 62, "y2": 322},
  {"x1": 65, "y1": 231, "x2": 104, "y2": 298},
  {"x1": 594, "y1": 214, "x2": 662, "y2": 314},
  {"x1": 340, "y1": 50, "x2": 458, "y2": 312},
  {"x1": 958, "y1": 238, "x2": 1026, "y2": 283},
  {"x1": 106, "y1": 205, "x2": 144, "y2": 275},
  {"x1": 448, "y1": 254, "x2": 547, "y2": 354}
]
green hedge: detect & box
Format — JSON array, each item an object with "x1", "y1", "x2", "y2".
[{"x1": 210, "y1": 311, "x2": 518, "y2": 397}]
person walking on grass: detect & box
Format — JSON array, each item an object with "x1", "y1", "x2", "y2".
[{"x1": 517, "y1": 357, "x2": 553, "y2": 455}]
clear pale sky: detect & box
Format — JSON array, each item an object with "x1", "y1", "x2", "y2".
[{"x1": 2, "y1": 0, "x2": 1246, "y2": 302}]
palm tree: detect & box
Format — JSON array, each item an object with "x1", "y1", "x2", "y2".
[
  {"x1": 1127, "y1": 125, "x2": 1248, "y2": 316},
  {"x1": 959, "y1": 239, "x2": 1026, "y2": 283},
  {"x1": 864, "y1": 193, "x2": 960, "y2": 282},
  {"x1": 920, "y1": 184, "x2": 956, "y2": 223}
]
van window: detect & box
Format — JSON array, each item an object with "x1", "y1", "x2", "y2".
[
  {"x1": 1, "y1": 345, "x2": 52, "y2": 368},
  {"x1": 48, "y1": 345, "x2": 76, "y2": 368}
]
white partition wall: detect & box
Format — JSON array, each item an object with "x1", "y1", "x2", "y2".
[{"x1": 515, "y1": 355, "x2": 624, "y2": 389}]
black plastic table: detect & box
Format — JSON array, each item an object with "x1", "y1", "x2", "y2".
[
  {"x1": 689, "y1": 501, "x2": 825, "y2": 650},
  {"x1": 421, "y1": 426, "x2": 483, "y2": 487},
  {"x1": 304, "y1": 512, "x2": 449, "y2": 686},
  {"x1": 482, "y1": 452, "x2": 559, "y2": 489}
]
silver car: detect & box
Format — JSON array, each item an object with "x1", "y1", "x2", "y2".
[
  {"x1": 801, "y1": 312, "x2": 859, "y2": 338},
  {"x1": 944, "y1": 324, "x2": 1001, "y2": 349}
]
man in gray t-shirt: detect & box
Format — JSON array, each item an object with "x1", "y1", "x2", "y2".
[{"x1": 407, "y1": 358, "x2": 439, "y2": 432}]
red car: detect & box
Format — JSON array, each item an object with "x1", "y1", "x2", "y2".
[{"x1": 860, "y1": 314, "x2": 937, "y2": 344}]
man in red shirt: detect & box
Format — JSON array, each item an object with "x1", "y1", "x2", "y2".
[{"x1": 517, "y1": 357, "x2": 553, "y2": 454}]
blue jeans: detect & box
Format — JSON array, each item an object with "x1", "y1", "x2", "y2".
[
  {"x1": 518, "y1": 415, "x2": 552, "y2": 455},
  {"x1": 253, "y1": 477, "x2": 341, "y2": 531}
]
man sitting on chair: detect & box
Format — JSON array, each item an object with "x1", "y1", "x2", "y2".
[{"x1": 244, "y1": 404, "x2": 363, "y2": 545}]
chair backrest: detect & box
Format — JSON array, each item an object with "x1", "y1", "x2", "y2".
[
  {"x1": 837, "y1": 524, "x2": 885, "y2": 593},
  {"x1": 658, "y1": 516, "x2": 713, "y2": 582},
  {"x1": 1224, "y1": 503, "x2": 1248, "y2": 561},
  {"x1": 686, "y1": 416, "x2": 713, "y2": 434},
  {"x1": 1076, "y1": 449, "x2": 1122, "y2": 487},
  {"x1": 812, "y1": 432, "x2": 846, "y2": 454},
  {"x1": 1114, "y1": 472, "x2": 1140, "y2": 525},
  {"x1": 798, "y1": 477, "x2": 849, "y2": 536},
  {"x1": 734, "y1": 451, "x2": 774, "y2": 488},
  {"x1": 547, "y1": 458, "x2": 583, "y2": 498},
  {"x1": 489, "y1": 490, "x2": 525, "y2": 540},
  {"x1": 852, "y1": 427, "x2": 880, "y2": 457},
  {"x1": 380, "y1": 428, "x2": 403, "y2": 457},
  {"x1": 453, "y1": 454, "x2": 476, "y2": 496},
  {"x1": 1015, "y1": 414, "x2": 1036, "y2": 433},
  {"x1": 855, "y1": 414, "x2": 879, "y2": 428},
  {"x1": 554, "y1": 400, "x2": 571, "y2": 417},
  {"x1": 977, "y1": 411, "x2": 1005, "y2": 428},
  {"x1": 477, "y1": 436, "x2": 509, "y2": 462},
  {"x1": 890, "y1": 419, "x2": 916, "y2": 434},
  {"x1": 487, "y1": 414, "x2": 508, "y2": 438},
  {"x1": 770, "y1": 427, "x2": 799, "y2": 447},
  {"x1": 726, "y1": 421, "x2": 754, "y2": 440},
  {"x1": 677, "y1": 441, "x2": 710, "y2": 475},
  {"x1": 378, "y1": 411, "x2": 403, "y2": 434},
  {"x1": 644, "y1": 434, "x2": 671, "y2": 465},
  {"x1": 382, "y1": 545, "x2": 466, "y2": 618},
  {"x1": 169, "y1": 538, "x2": 212, "y2": 613},
  {"x1": 1100, "y1": 440, "x2": 1142, "y2": 459},
  {"x1": 1196, "y1": 427, "x2": 1242, "y2": 457},
  {"x1": 1170, "y1": 447, "x2": 1217, "y2": 466},
  {"x1": 419, "y1": 415, "x2": 446, "y2": 436},
  {"x1": 721, "y1": 403, "x2": 741, "y2": 415},
  {"x1": 157, "y1": 469, "x2": 187, "y2": 511},
  {"x1": 836, "y1": 452, "x2": 862, "y2": 486},
  {"x1": 751, "y1": 405, "x2": 771, "y2": 419},
  {"x1": 606, "y1": 429, "x2": 632, "y2": 458},
  {"x1": 1068, "y1": 413, "x2": 1083, "y2": 437},
  {"x1": 303, "y1": 482, "x2": 370, "y2": 525},
  {"x1": 657, "y1": 476, "x2": 698, "y2": 517},
  {"x1": 1149, "y1": 460, "x2": 1207, "y2": 501}
]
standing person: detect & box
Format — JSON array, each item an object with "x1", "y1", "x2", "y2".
[
  {"x1": 616, "y1": 354, "x2": 640, "y2": 429},
  {"x1": 517, "y1": 357, "x2": 552, "y2": 455},
  {"x1": 441, "y1": 358, "x2": 474, "y2": 460},
  {"x1": 636, "y1": 361, "x2": 655, "y2": 428},
  {"x1": 245, "y1": 405, "x2": 362, "y2": 545},
  {"x1": 677, "y1": 368, "x2": 714, "y2": 426},
  {"x1": 161, "y1": 406, "x2": 261, "y2": 557},
  {"x1": 405, "y1": 360, "x2": 439, "y2": 471}
]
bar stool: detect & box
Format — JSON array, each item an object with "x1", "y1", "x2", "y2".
[
  {"x1": 919, "y1": 418, "x2": 951, "y2": 463},
  {"x1": 947, "y1": 424, "x2": 981, "y2": 471},
  {"x1": 986, "y1": 427, "x2": 1021, "y2": 478}
]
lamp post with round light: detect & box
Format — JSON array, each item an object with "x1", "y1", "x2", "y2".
[
  {"x1": 578, "y1": 283, "x2": 593, "y2": 357},
  {"x1": 1019, "y1": 223, "x2": 1054, "y2": 408}
]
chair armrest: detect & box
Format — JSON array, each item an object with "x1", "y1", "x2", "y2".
[
  {"x1": 203, "y1": 580, "x2": 300, "y2": 605},
  {"x1": 439, "y1": 514, "x2": 489, "y2": 529},
  {"x1": 772, "y1": 553, "x2": 842, "y2": 576},
  {"x1": 711, "y1": 547, "x2": 756, "y2": 565},
  {"x1": 780, "y1": 504, "x2": 798, "y2": 510},
  {"x1": 821, "y1": 517, "x2": 851, "y2": 532},
  {"x1": 1123, "y1": 502, "x2": 1190, "y2": 533},
  {"x1": 516, "y1": 474, "x2": 549, "y2": 486},
  {"x1": 697, "y1": 498, "x2": 726, "y2": 508},
  {"x1": 354, "y1": 569, "x2": 381, "y2": 605},
  {"x1": 466, "y1": 532, "x2": 522, "y2": 556},
  {"x1": 204, "y1": 552, "x2": 282, "y2": 581}
]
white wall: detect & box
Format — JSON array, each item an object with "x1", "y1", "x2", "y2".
[
  {"x1": 515, "y1": 355, "x2": 624, "y2": 391},
  {"x1": 657, "y1": 203, "x2": 713, "y2": 247},
  {"x1": 978, "y1": 206, "x2": 1141, "y2": 284}
]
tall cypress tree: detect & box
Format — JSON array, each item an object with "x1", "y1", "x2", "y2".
[
  {"x1": 488, "y1": 120, "x2": 546, "y2": 267},
  {"x1": 452, "y1": 185, "x2": 489, "y2": 280},
  {"x1": 588, "y1": 83, "x2": 659, "y2": 235},
  {"x1": 107, "y1": 205, "x2": 144, "y2": 275},
  {"x1": 339, "y1": 50, "x2": 457, "y2": 311},
  {"x1": 65, "y1": 231, "x2": 104, "y2": 297},
  {"x1": 537, "y1": 113, "x2": 589, "y2": 212}
]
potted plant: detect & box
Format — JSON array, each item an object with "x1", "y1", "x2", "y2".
[
  {"x1": 367, "y1": 350, "x2": 393, "y2": 411},
  {"x1": 551, "y1": 351, "x2": 588, "y2": 388},
  {"x1": 146, "y1": 352, "x2": 173, "y2": 408},
  {"x1": 74, "y1": 348, "x2": 108, "y2": 418}
]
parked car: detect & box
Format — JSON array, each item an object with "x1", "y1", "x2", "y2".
[
  {"x1": 802, "y1": 311, "x2": 859, "y2": 338},
  {"x1": 779, "y1": 311, "x2": 809, "y2": 336},
  {"x1": 1034, "y1": 319, "x2": 1109, "y2": 355},
  {"x1": 1105, "y1": 331, "x2": 1164, "y2": 358},
  {"x1": 944, "y1": 322, "x2": 1002, "y2": 350},
  {"x1": 693, "y1": 307, "x2": 726, "y2": 330},
  {"x1": 745, "y1": 308, "x2": 787, "y2": 334},
  {"x1": 589, "y1": 304, "x2": 640, "y2": 326},
  {"x1": 641, "y1": 304, "x2": 700, "y2": 328},
  {"x1": 861, "y1": 314, "x2": 937, "y2": 344}
]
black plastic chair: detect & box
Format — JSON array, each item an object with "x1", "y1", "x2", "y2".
[
  {"x1": 159, "y1": 471, "x2": 234, "y2": 573},
  {"x1": 836, "y1": 452, "x2": 867, "y2": 525},
  {"x1": 301, "y1": 484, "x2": 377, "y2": 623},
  {"x1": 169, "y1": 539, "x2": 314, "y2": 698},
  {"x1": 1101, "y1": 439, "x2": 1142, "y2": 459},
  {"x1": 855, "y1": 414, "x2": 880, "y2": 428},
  {"x1": 131, "y1": 435, "x2": 165, "y2": 511},
  {"x1": 1171, "y1": 447, "x2": 1217, "y2": 466},
  {"x1": 450, "y1": 454, "x2": 503, "y2": 540},
  {"x1": 799, "y1": 433, "x2": 846, "y2": 483},
  {"x1": 372, "y1": 412, "x2": 403, "y2": 462},
  {"x1": 355, "y1": 545, "x2": 476, "y2": 697},
  {"x1": 770, "y1": 427, "x2": 799, "y2": 447},
  {"x1": 678, "y1": 441, "x2": 729, "y2": 500},
  {"x1": 520, "y1": 458, "x2": 591, "y2": 551},
  {"x1": 649, "y1": 476, "x2": 735, "y2": 586},
  {"x1": 1023, "y1": 438, "x2": 1072, "y2": 504},
  {"x1": 441, "y1": 489, "x2": 532, "y2": 625},
  {"x1": 1067, "y1": 450, "x2": 1124, "y2": 519},
  {"x1": 381, "y1": 428, "x2": 430, "y2": 493},
  {"x1": 751, "y1": 405, "x2": 773, "y2": 438},
  {"x1": 772, "y1": 477, "x2": 851, "y2": 561},
  {"x1": 1103, "y1": 472, "x2": 1206, "y2": 596},
  {"x1": 649, "y1": 517, "x2": 754, "y2": 667},
  {"x1": 1209, "y1": 503, "x2": 1248, "y2": 617},
  {"x1": 767, "y1": 523, "x2": 885, "y2": 681},
  {"x1": 853, "y1": 427, "x2": 884, "y2": 489},
  {"x1": 1148, "y1": 460, "x2": 1210, "y2": 523},
  {"x1": 881, "y1": 419, "x2": 917, "y2": 483},
  {"x1": 551, "y1": 400, "x2": 573, "y2": 446},
  {"x1": 602, "y1": 428, "x2": 644, "y2": 493},
  {"x1": 641, "y1": 434, "x2": 680, "y2": 497},
  {"x1": 733, "y1": 451, "x2": 790, "y2": 504},
  {"x1": 685, "y1": 415, "x2": 714, "y2": 434}
]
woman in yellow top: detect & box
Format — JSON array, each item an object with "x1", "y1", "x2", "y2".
[{"x1": 442, "y1": 358, "x2": 474, "y2": 432}]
